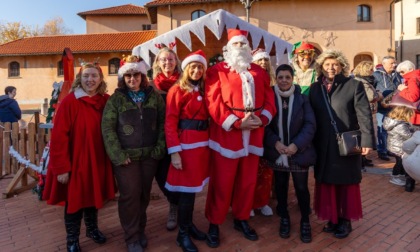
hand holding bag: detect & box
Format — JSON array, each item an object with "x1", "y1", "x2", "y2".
[{"x1": 321, "y1": 85, "x2": 362, "y2": 156}]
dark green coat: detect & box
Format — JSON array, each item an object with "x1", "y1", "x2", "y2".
[
  {"x1": 309, "y1": 74, "x2": 374, "y2": 184},
  {"x1": 102, "y1": 86, "x2": 166, "y2": 166}
]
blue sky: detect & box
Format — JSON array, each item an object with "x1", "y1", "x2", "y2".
[{"x1": 0, "y1": 0, "x2": 149, "y2": 34}]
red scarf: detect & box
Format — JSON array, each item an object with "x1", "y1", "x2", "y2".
[{"x1": 154, "y1": 72, "x2": 180, "y2": 92}]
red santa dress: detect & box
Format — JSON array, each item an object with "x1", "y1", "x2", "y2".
[
  {"x1": 43, "y1": 88, "x2": 116, "y2": 214},
  {"x1": 164, "y1": 84, "x2": 210, "y2": 192},
  {"x1": 204, "y1": 62, "x2": 276, "y2": 223}
]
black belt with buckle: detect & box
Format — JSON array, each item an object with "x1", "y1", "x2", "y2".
[
  {"x1": 178, "y1": 119, "x2": 209, "y2": 131},
  {"x1": 229, "y1": 106, "x2": 263, "y2": 112}
]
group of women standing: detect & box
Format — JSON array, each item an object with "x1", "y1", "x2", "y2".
[{"x1": 41, "y1": 42, "x2": 375, "y2": 252}]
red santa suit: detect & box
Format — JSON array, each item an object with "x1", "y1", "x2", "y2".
[
  {"x1": 205, "y1": 61, "x2": 276, "y2": 224},
  {"x1": 43, "y1": 88, "x2": 116, "y2": 214},
  {"x1": 164, "y1": 84, "x2": 210, "y2": 192}
]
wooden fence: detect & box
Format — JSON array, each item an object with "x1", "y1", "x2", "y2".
[{"x1": 1, "y1": 113, "x2": 51, "y2": 198}]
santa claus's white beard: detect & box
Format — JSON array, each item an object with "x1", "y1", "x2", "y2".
[{"x1": 223, "y1": 45, "x2": 253, "y2": 73}]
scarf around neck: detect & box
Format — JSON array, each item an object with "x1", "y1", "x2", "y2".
[
  {"x1": 274, "y1": 85, "x2": 295, "y2": 167},
  {"x1": 154, "y1": 72, "x2": 181, "y2": 92}
]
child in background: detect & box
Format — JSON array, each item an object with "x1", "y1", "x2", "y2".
[{"x1": 383, "y1": 105, "x2": 415, "y2": 190}]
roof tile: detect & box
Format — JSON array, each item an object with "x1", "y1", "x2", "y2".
[
  {"x1": 0, "y1": 31, "x2": 156, "y2": 56},
  {"x1": 78, "y1": 4, "x2": 147, "y2": 19}
]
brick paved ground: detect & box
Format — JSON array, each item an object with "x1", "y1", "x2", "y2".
[{"x1": 0, "y1": 151, "x2": 419, "y2": 252}]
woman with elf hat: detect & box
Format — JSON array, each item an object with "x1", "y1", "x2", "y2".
[
  {"x1": 249, "y1": 48, "x2": 275, "y2": 217},
  {"x1": 43, "y1": 61, "x2": 116, "y2": 252},
  {"x1": 102, "y1": 55, "x2": 166, "y2": 252},
  {"x1": 165, "y1": 50, "x2": 210, "y2": 252},
  {"x1": 291, "y1": 41, "x2": 317, "y2": 95}
]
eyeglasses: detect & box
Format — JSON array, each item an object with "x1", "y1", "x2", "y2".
[
  {"x1": 124, "y1": 73, "x2": 141, "y2": 79},
  {"x1": 159, "y1": 58, "x2": 175, "y2": 63},
  {"x1": 297, "y1": 50, "x2": 314, "y2": 57}
]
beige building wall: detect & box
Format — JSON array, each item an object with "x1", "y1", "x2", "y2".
[
  {"x1": 0, "y1": 53, "x2": 123, "y2": 110},
  {"x1": 394, "y1": 1, "x2": 420, "y2": 66},
  {"x1": 155, "y1": 0, "x2": 395, "y2": 69},
  {"x1": 85, "y1": 16, "x2": 156, "y2": 34}
]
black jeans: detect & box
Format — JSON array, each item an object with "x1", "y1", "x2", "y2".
[
  {"x1": 274, "y1": 171, "x2": 310, "y2": 222},
  {"x1": 155, "y1": 154, "x2": 180, "y2": 205}
]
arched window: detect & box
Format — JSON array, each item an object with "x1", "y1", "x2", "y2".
[
  {"x1": 357, "y1": 5, "x2": 371, "y2": 22},
  {"x1": 353, "y1": 53, "x2": 373, "y2": 68},
  {"x1": 191, "y1": 10, "x2": 206, "y2": 21},
  {"x1": 8, "y1": 61, "x2": 20, "y2": 77},
  {"x1": 109, "y1": 58, "x2": 120, "y2": 75},
  {"x1": 57, "y1": 60, "x2": 64, "y2": 76}
]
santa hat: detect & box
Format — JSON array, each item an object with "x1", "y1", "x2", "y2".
[
  {"x1": 252, "y1": 48, "x2": 269, "y2": 62},
  {"x1": 293, "y1": 41, "x2": 315, "y2": 54},
  {"x1": 181, "y1": 50, "x2": 207, "y2": 71},
  {"x1": 227, "y1": 29, "x2": 249, "y2": 47},
  {"x1": 118, "y1": 55, "x2": 147, "y2": 79}
]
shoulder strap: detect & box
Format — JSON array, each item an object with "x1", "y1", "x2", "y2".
[{"x1": 320, "y1": 85, "x2": 340, "y2": 136}]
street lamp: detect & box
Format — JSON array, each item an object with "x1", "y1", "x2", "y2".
[{"x1": 240, "y1": 0, "x2": 259, "y2": 22}]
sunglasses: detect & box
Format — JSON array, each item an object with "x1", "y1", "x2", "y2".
[
  {"x1": 297, "y1": 50, "x2": 315, "y2": 57},
  {"x1": 124, "y1": 73, "x2": 141, "y2": 79}
]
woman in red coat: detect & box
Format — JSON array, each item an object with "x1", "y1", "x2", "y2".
[
  {"x1": 396, "y1": 60, "x2": 420, "y2": 125},
  {"x1": 165, "y1": 50, "x2": 210, "y2": 252},
  {"x1": 43, "y1": 62, "x2": 116, "y2": 252}
]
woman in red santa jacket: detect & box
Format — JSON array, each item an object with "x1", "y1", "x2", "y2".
[
  {"x1": 165, "y1": 50, "x2": 210, "y2": 252},
  {"x1": 43, "y1": 62, "x2": 116, "y2": 252}
]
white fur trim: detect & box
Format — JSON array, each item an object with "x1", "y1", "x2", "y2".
[
  {"x1": 252, "y1": 51, "x2": 269, "y2": 62},
  {"x1": 227, "y1": 35, "x2": 249, "y2": 47},
  {"x1": 118, "y1": 61, "x2": 147, "y2": 77},
  {"x1": 261, "y1": 109, "x2": 273, "y2": 123},
  {"x1": 222, "y1": 114, "x2": 239, "y2": 131},
  {"x1": 164, "y1": 177, "x2": 209, "y2": 193},
  {"x1": 168, "y1": 145, "x2": 182, "y2": 154},
  {"x1": 181, "y1": 55, "x2": 207, "y2": 70},
  {"x1": 180, "y1": 141, "x2": 209, "y2": 150},
  {"x1": 74, "y1": 87, "x2": 89, "y2": 99},
  {"x1": 208, "y1": 139, "x2": 263, "y2": 158}
]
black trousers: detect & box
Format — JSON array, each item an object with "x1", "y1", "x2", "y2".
[
  {"x1": 155, "y1": 154, "x2": 180, "y2": 205},
  {"x1": 178, "y1": 192, "x2": 196, "y2": 227},
  {"x1": 274, "y1": 170, "x2": 310, "y2": 222},
  {"x1": 391, "y1": 156, "x2": 405, "y2": 176}
]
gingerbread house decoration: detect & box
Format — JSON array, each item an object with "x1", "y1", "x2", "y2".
[{"x1": 132, "y1": 9, "x2": 292, "y2": 68}]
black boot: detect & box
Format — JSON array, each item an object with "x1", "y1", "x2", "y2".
[
  {"x1": 322, "y1": 221, "x2": 337, "y2": 233},
  {"x1": 334, "y1": 218, "x2": 352, "y2": 239},
  {"x1": 405, "y1": 176, "x2": 415, "y2": 192},
  {"x1": 233, "y1": 219, "x2": 258, "y2": 241},
  {"x1": 300, "y1": 221, "x2": 312, "y2": 243},
  {"x1": 206, "y1": 223, "x2": 220, "y2": 248},
  {"x1": 84, "y1": 207, "x2": 107, "y2": 244},
  {"x1": 279, "y1": 218, "x2": 290, "y2": 238},
  {"x1": 65, "y1": 208, "x2": 83, "y2": 252},
  {"x1": 177, "y1": 193, "x2": 198, "y2": 252},
  {"x1": 176, "y1": 226, "x2": 198, "y2": 252}
]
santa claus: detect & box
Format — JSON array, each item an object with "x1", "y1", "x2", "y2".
[{"x1": 204, "y1": 29, "x2": 276, "y2": 248}]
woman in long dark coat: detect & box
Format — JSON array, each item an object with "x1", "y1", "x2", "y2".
[{"x1": 309, "y1": 49, "x2": 374, "y2": 239}]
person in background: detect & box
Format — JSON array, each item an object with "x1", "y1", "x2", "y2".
[
  {"x1": 402, "y1": 131, "x2": 420, "y2": 192},
  {"x1": 151, "y1": 46, "x2": 182, "y2": 231},
  {"x1": 263, "y1": 64, "x2": 316, "y2": 243},
  {"x1": 204, "y1": 29, "x2": 276, "y2": 248},
  {"x1": 0, "y1": 86, "x2": 22, "y2": 123},
  {"x1": 309, "y1": 49, "x2": 374, "y2": 239},
  {"x1": 383, "y1": 105, "x2": 415, "y2": 192},
  {"x1": 43, "y1": 62, "x2": 116, "y2": 252},
  {"x1": 165, "y1": 50, "x2": 210, "y2": 252},
  {"x1": 353, "y1": 61, "x2": 383, "y2": 169},
  {"x1": 291, "y1": 41, "x2": 317, "y2": 95},
  {"x1": 249, "y1": 48, "x2": 275, "y2": 217},
  {"x1": 395, "y1": 60, "x2": 420, "y2": 190},
  {"x1": 373, "y1": 56, "x2": 403, "y2": 161},
  {"x1": 102, "y1": 55, "x2": 166, "y2": 252}
]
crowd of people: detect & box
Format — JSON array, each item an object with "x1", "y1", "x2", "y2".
[{"x1": 37, "y1": 28, "x2": 419, "y2": 252}]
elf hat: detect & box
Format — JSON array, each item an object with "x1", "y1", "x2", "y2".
[
  {"x1": 252, "y1": 48, "x2": 269, "y2": 62},
  {"x1": 227, "y1": 29, "x2": 249, "y2": 47},
  {"x1": 293, "y1": 41, "x2": 315, "y2": 55},
  {"x1": 181, "y1": 50, "x2": 207, "y2": 71},
  {"x1": 118, "y1": 55, "x2": 147, "y2": 79}
]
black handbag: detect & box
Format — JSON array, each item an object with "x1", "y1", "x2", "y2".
[{"x1": 321, "y1": 85, "x2": 362, "y2": 156}]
